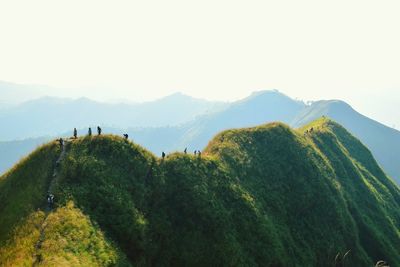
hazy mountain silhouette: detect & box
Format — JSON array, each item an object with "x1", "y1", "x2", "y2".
[
  {"x1": 0, "y1": 93, "x2": 225, "y2": 140},
  {"x1": 0, "y1": 81, "x2": 53, "y2": 107}
]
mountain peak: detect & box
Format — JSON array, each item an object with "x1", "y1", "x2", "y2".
[
  {"x1": 247, "y1": 89, "x2": 288, "y2": 99},
  {"x1": 238, "y1": 90, "x2": 305, "y2": 108},
  {"x1": 310, "y1": 99, "x2": 354, "y2": 110},
  {"x1": 159, "y1": 92, "x2": 198, "y2": 101},
  {"x1": 299, "y1": 116, "x2": 338, "y2": 130}
]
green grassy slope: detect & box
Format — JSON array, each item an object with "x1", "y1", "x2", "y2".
[
  {"x1": 0, "y1": 202, "x2": 128, "y2": 266},
  {"x1": 0, "y1": 140, "x2": 130, "y2": 266},
  {"x1": 0, "y1": 142, "x2": 59, "y2": 245},
  {"x1": 0, "y1": 118, "x2": 399, "y2": 266}
]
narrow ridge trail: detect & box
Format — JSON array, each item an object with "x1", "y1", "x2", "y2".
[{"x1": 32, "y1": 140, "x2": 69, "y2": 266}]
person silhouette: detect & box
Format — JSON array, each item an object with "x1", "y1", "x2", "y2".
[
  {"x1": 88, "y1": 127, "x2": 92, "y2": 136},
  {"x1": 162, "y1": 152, "x2": 166, "y2": 159},
  {"x1": 73, "y1": 128, "x2": 77, "y2": 139},
  {"x1": 184, "y1": 148, "x2": 187, "y2": 154},
  {"x1": 47, "y1": 192, "x2": 54, "y2": 208},
  {"x1": 97, "y1": 126, "x2": 102, "y2": 135}
]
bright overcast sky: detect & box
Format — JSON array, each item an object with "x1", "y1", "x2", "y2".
[{"x1": 0, "y1": 0, "x2": 399, "y2": 127}]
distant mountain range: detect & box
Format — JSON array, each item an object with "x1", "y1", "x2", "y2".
[
  {"x1": 0, "y1": 81, "x2": 49, "y2": 107},
  {"x1": 0, "y1": 92, "x2": 226, "y2": 140},
  {"x1": 1, "y1": 89, "x2": 399, "y2": 186}
]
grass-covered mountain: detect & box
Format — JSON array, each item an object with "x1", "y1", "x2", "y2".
[{"x1": 1, "y1": 118, "x2": 399, "y2": 266}]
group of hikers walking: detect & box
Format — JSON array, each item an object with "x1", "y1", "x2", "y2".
[
  {"x1": 73, "y1": 126, "x2": 102, "y2": 138},
  {"x1": 304, "y1": 127, "x2": 314, "y2": 136},
  {"x1": 71, "y1": 127, "x2": 201, "y2": 161},
  {"x1": 49, "y1": 127, "x2": 203, "y2": 206},
  {"x1": 161, "y1": 148, "x2": 201, "y2": 160},
  {"x1": 72, "y1": 126, "x2": 130, "y2": 140}
]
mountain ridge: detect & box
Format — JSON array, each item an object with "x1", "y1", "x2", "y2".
[{"x1": 1, "y1": 118, "x2": 399, "y2": 266}]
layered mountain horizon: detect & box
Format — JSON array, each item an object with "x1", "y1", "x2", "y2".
[{"x1": 1, "y1": 88, "x2": 399, "y2": 186}]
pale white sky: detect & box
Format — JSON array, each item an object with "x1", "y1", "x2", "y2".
[{"x1": 0, "y1": 0, "x2": 399, "y2": 127}]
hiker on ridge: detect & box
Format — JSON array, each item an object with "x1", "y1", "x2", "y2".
[
  {"x1": 88, "y1": 127, "x2": 92, "y2": 136},
  {"x1": 162, "y1": 152, "x2": 166, "y2": 159},
  {"x1": 184, "y1": 148, "x2": 187, "y2": 154},
  {"x1": 58, "y1": 138, "x2": 64, "y2": 148},
  {"x1": 73, "y1": 128, "x2": 77, "y2": 139},
  {"x1": 47, "y1": 192, "x2": 54, "y2": 208},
  {"x1": 97, "y1": 126, "x2": 102, "y2": 135}
]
